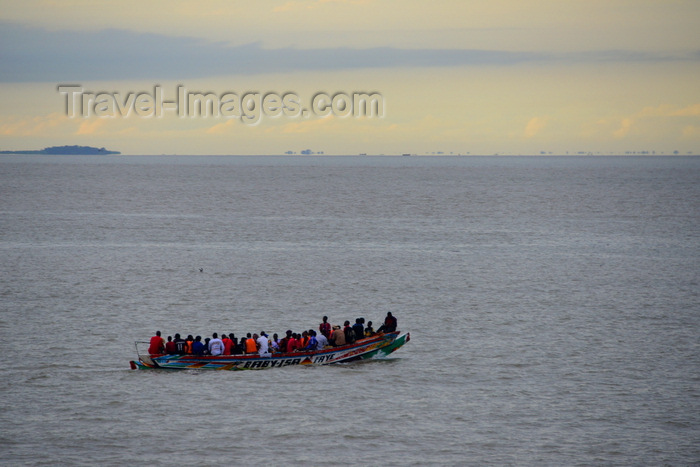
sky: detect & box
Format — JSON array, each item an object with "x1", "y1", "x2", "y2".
[{"x1": 0, "y1": 0, "x2": 699, "y2": 155}]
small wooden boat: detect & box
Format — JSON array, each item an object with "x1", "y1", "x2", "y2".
[{"x1": 130, "y1": 331, "x2": 410, "y2": 370}]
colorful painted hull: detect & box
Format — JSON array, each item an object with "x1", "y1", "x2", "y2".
[{"x1": 129, "y1": 331, "x2": 410, "y2": 370}]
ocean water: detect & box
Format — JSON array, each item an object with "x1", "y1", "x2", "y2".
[{"x1": 0, "y1": 155, "x2": 698, "y2": 466}]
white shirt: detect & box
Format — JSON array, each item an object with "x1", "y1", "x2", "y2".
[
  {"x1": 257, "y1": 335, "x2": 269, "y2": 355},
  {"x1": 316, "y1": 333, "x2": 328, "y2": 349},
  {"x1": 209, "y1": 338, "x2": 224, "y2": 356}
]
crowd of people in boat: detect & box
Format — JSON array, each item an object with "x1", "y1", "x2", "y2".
[{"x1": 147, "y1": 312, "x2": 398, "y2": 357}]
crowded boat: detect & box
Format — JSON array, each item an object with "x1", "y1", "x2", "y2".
[{"x1": 130, "y1": 313, "x2": 406, "y2": 370}]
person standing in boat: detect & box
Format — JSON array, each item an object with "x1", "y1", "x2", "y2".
[
  {"x1": 209, "y1": 333, "x2": 224, "y2": 356},
  {"x1": 148, "y1": 331, "x2": 166, "y2": 355},
  {"x1": 319, "y1": 316, "x2": 332, "y2": 339},
  {"x1": 377, "y1": 312, "x2": 397, "y2": 333}
]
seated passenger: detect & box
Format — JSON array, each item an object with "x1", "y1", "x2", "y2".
[
  {"x1": 287, "y1": 333, "x2": 299, "y2": 353},
  {"x1": 278, "y1": 330, "x2": 291, "y2": 353},
  {"x1": 343, "y1": 321, "x2": 356, "y2": 344},
  {"x1": 305, "y1": 330, "x2": 318, "y2": 350},
  {"x1": 148, "y1": 331, "x2": 166, "y2": 355},
  {"x1": 245, "y1": 333, "x2": 257, "y2": 354},
  {"x1": 330, "y1": 325, "x2": 345, "y2": 347},
  {"x1": 352, "y1": 319, "x2": 364, "y2": 341},
  {"x1": 165, "y1": 335, "x2": 177, "y2": 354},
  {"x1": 209, "y1": 333, "x2": 224, "y2": 356},
  {"x1": 316, "y1": 329, "x2": 329, "y2": 349},
  {"x1": 270, "y1": 333, "x2": 280, "y2": 352},
  {"x1": 299, "y1": 331, "x2": 310, "y2": 349},
  {"x1": 257, "y1": 332, "x2": 270, "y2": 357},
  {"x1": 376, "y1": 312, "x2": 397, "y2": 333},
  {"x1": 192, "y1": 336, "x2": 205, "y2": 355},
  {"x1": 174, "y1": 333, "x2": 187, "y2": 355},
  {"x1": 227, "y1": 333, "x2": 237, "y2": 354},
  {"x1": 364, "y1": 321, "x2": 375, "y2": 337},
  {"x1": 231, "y1": 337, "x2": 243, "y2": 355},
  {"x1": 222, "y1": 334, "x2": 232, "y2": 355}
]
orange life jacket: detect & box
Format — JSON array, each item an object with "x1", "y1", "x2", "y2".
[{"x1": 245, "y1": 338, "x2": 257, "y2": 353}]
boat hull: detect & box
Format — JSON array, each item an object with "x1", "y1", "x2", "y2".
[{"x1": 130, "y1": 331, "x2": 409, "y2": 370}]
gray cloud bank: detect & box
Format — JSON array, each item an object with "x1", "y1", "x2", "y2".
[{"x1": 1, "y1": 22, "x2": 696, "y2": 82}]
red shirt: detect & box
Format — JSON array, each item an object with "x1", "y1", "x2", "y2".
[
  {"x1": 222, "y1": 337, "x2": 232, "y2": 355},
  {"x1": 148, "y1": 335, "x2": 165, "y2": 355},
  {"x1": 165, "y1": 340, "x2": 177, "y2": 354},
  {"x1": 287, "y1": 338, "x2": 299, "y2": 353}
]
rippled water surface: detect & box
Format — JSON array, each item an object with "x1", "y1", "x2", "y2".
[{"x1": 1, "y1": 155, "x2": 698, "y2": 465}]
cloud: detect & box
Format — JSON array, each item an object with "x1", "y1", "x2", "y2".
[
  {"x1": 612, "y1": 103, "x2": 700, "y2": 139},
  {"x1": 278, "y1": 117, "x2": 334, "y2": 134},
  {"x1": 523, "y1": 116, "x2": 547, "y2": 138},
  {"x1": 613, "y1": 118, "x2": 634, "y2": 138},
  {"x1": 1, "y1": 21, "x2": 697, "y2": 82},
  {"x1": 273, "y1": 0, "x2": 371, "y2": 12},
  {"x1": 578, "y1": 102, "x2": 700, "y2": 144},
  {"x1": 205, "y1": 120, "x2": 235, "y2": 135},
  {"x1": 0, "y1": 110, "x2": 140, "y2": 140},
  {"x1": 638, "y1": 103, "x2": 700, "y2": 117},
  {"x1": 0, "y1": 112, "x2": 66, "y2": 136},
  {"x1": 76, "y1": 118, "x2": 107, "y2": 135},
  {"x1": 672, "y1": 104, "x2": 700, "y2": 117},
  {"x1": 682, "y1": 125, "x2": 700, "y2": 138}
]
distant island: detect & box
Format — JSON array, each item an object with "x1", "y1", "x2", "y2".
[{"x1": 0, "y1": 145, "x2": 120, "y2": 155}]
